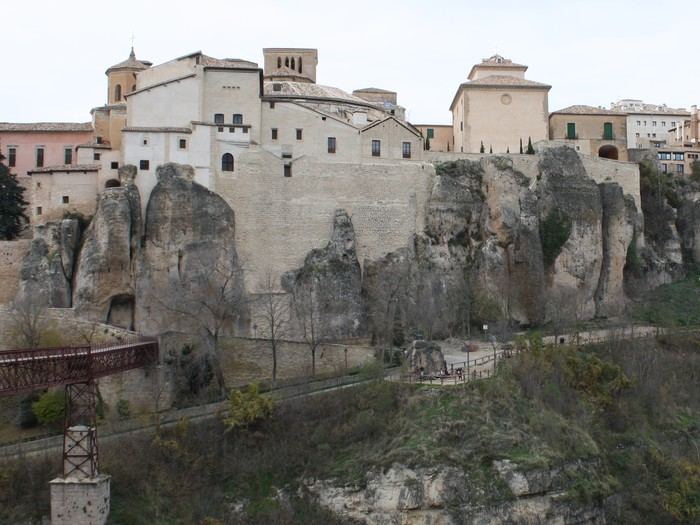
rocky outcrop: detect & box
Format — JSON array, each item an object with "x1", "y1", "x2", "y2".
[
  {"x1": 407, "y1": 340, "x2": 446, "y2": 375},
  {"x1": 676, "y1": 191, "x2": 700, "y2": 265},
  {"x1": 135, "y1": 163, "x2": 244, "y2": 337},
  {"x1": 307, "y1": 462, "x2": 605, "y2": 525},
  {"x1": 282, "y1": 209, "x2": 363, "y2": 339},
  {"x1": 73, "y1": 170, "x2": 141, "y2": 328},
  {"x1": 15, "y1": 219, "x2": 79, "y2": 307}
]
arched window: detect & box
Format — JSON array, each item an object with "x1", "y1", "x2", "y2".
[
  {"x1": 298, "y1": 56, "x2": 302, "y2": 72},
  {"x1": 114, "y1": 84, "x2": 122, "y2": 101},
  {"x1": 277, "y1": 57, "x2": 281, "y2": 68},
  {"x1": 291, "y1": 57, "x2": 295, "y2": 70},
  {"x1": 285, "y1": 57, "x2": 289, "y2": 67},
  {"x1": 221, "y1": 153, "x2": 234, "y2": 172}
]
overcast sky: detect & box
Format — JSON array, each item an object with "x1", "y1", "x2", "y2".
[{"x1": 2, "y1": 0, "x2": 698, "y2": 125}]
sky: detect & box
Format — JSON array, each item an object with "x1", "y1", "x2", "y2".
[{"x1": 1, "y1": 0, "x2": 698, "y2": 125}]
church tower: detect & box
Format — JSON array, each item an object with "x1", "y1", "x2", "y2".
[
  {"x1": 262, "y1": 48, "x2": 318, "y2": 83},
  {"x1": 105, "y1": 48, "x2": 152, "y2": 104}
]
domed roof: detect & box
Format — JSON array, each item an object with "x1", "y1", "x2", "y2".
[{"x1": 106, "y1": 48, "x2": 152, "y2": 75}]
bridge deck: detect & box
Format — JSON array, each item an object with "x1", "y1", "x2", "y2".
[{"x1": 0, "y1": 338, "x2": 159, "y2": 396}]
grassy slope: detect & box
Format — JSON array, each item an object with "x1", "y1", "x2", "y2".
[{"x1": 1, "y1": 334, "x2": 698, "y2": 525}]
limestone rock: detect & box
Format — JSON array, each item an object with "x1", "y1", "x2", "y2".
[
  {"x1": 282, "y1": 209, "x2": 363, "y2": 339},
  {"x1": 16, "y1": 219, "x2": 79, "y2": 308},
  {"x1": 407, "y1": 340, "x2": 446, "y2": 375}
]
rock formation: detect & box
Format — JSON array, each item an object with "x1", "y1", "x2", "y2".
[
  {"x1": 15, "y1": 219, "x2": 79, "y2": 308},
  {"x1": 282, "y1": 209, "x2": 363, "y2": 339},
  {"x1": 406, "y1": 340, "x2": 446, "y2": 375}
]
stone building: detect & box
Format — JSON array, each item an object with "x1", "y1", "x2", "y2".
[
  {"x1": 449, "y1": 55, "x2": 550, "y2": 154},
  {"x1": 549, "y1": 105, "x2": 629, "y2": 161},
  {"x1": 413, "y1": 124, "x2": 452, "y2": 152},
  {"x1": 657, "y1": 107, "x2": 700, "y2": 175},
  {"x1": 610, "y1": 99, "x2": 689, "y2": 148}
]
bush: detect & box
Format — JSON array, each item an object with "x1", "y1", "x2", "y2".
[
  {"x1": 225, "y1": 384, "x2": 274, "y2": 431},
  {"x1": 16, "y1": 393, "x2": 39, "y2": 429},
  {"x1": 32, "y1": 390, "x2": 65, "y2": 426},
  {"x1": 540, "y1": 208, "x2": 572, "y2": 267},
  {"x1": 117, "y1": 399, "x2": 131, "y2": 419}
]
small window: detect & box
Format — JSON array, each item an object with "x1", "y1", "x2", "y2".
[
  {"x1": 111, "y1": 161, "x2": 119, "y2": 169},
  {"x1": 142, "y1": 139, "x2": 148, "y2": 145},
  {"x1": 567, "y1": 122, "x2": 577, "y2": 139},
  {"x1": 62, "y1": 196, "x2": 69, "y2": 204},
  {"x1": 282, "y1": 153, "x2": 292, "y2": 159},
  {"x1": 214, "y1": 113, "x2": 224, "y2": 124},
  {"x1": 273, "y1": 83, "x2": 282, "y2": 92},
  {"x1": 36, "y1": 148, "x2": 44, "y2": 168},
  {"x1": 96, "y1": 136, "x2": 103, "y2": 144},
  {"x1": 179, "y1": 139, "x2": 187, "y2": 149},
  {"x1": 64, "y1": 148, "x2": 73, "y2": 165},
  {"x1": 36, "y1": 182, "x2": 41, "y2": 189},
  {"x1": 221, "y1": 153, "x2": 234, "y2": 172},
  {"x1": 139, "y1": 160, "x2": 150, "y2": 170},
  {"x1": 371, "y1": 140, "x2": 381, "y2": 157},
  {"x1": 427, "y1": 128, "x2": 434, "y2": 139},
  {"x1": 36, "y1": 206, "x2": 42, "y2": 216},
  {"x1": 242, "y1": 127, "x2": 248, "y2": 134},
  {"x1": 402, "y1": 142, "x2": 411, "y2": 159},
  {"x1": 269, "y1": 102, "x2": 275, "y2": 109},
  {"x1": 603, "y1": 122, "x2": 613, "y2": 140},
  {"x1": 296, "y1": 128, "x2": 303, "y2": 140},
  {"x1": 218, "y1": 127, "x2": 224, "y2": 132},
  {"x1": 271, "y1": 128, "x2": 278, "y2": 140},
  {"x1": 115, "y1": 84, "x2": 122, "y2": 102},
  {"x1": 284, "y1": 164, "x2": 292, "y2": 177},
  {"x1": 460, "y1": 121, "x2": 463, "y2": 131},
  {"x1": 93, "y1": 152, "x2": 101, "y2": 161},
  {"x1": 8, "y1": 147, "x2": 16, "y2": 167},
  {"x1": 676, "y1": 164, "x2": 684, "y2": 174},
  {"x1": 328, "y1": 137, "x2": 336, "y2": 154},
  {"x1": 229, "y1": 127, "x2": 235, "y2": 133},
  {"x1": 652, "y1": 121, "x2": 657, "y2": 127},
  {"x1": 232, "y1": 114, "x2": 243, "y2": 124}
]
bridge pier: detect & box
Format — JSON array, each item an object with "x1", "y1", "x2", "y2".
[{"x1": 50, "y1": 474, "x2": 110, "y2": 525}]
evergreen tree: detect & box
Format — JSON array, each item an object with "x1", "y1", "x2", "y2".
[
  {"x1": 506, "y1": 147, "x2": 510, "y2": 154},
  {"x1": 0, "y1": 154, "x2": 28, "y2": 240},
  {"x1": 425, "y1": 137, "x2": 431, "y2": 151},
  {"x1": 480, "y1": 141, "x2": 485, "y2": 154},
  {"x1": 489, "y1": 145, "x2": 493, "y2": 154},
  {"x1": 527, "y1": 137, "x2": 535, "y2": 155},
  {"x1": 520, "y1": 138, "x2": 524, "y2": 154}
]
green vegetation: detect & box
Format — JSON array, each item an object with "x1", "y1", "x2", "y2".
[
  {"x1": 225, "y1": 384, "x2": 274, "y2": 431},
  {"x1": 0, "y1": 153, "x2": 29, "y2": 240},
  {"x1": 690, "y1": 160, "x2": 700, "y2": 183},
  {"x1": 539, "y1": 207, "x2": 572, "y2": 267},
  {"x1": 31, "y1": 390, "x2": 65, "y2": 426},
  {"x1": 1, "y1": 334, "x2": 699, "y2": 524},
  {"x1": 526, "y1": 136, "x2": 535, "y2": 154},
  {"x1": 633, "y1": 272, "x2": 700, "y2": 326}
]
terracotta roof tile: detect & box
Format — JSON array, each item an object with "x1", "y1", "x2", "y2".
[
  {"x1": 552, "y1": 105, "x2": 626, "y2": 116},
  {"x1": 28, "y1": 164, "x2": 99, "y2": 174},
  {"x1": 0, "y1": 122, "x2": 93, "y2": 132}
]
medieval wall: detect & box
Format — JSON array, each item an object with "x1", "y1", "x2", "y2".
[{"x1": 215, "y1": 151, "x2": 434, "y2": 291}]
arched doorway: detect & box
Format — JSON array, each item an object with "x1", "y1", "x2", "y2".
[
  {"x1": 598, "y1": 145, "x2": 619, "y2": 160},
  {"x1": 105, "y1": 179, "x2": 121, "y2": 188}
]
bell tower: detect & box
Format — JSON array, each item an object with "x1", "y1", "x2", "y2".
[
  {"x1": 105, "y1": 48, "x2": 152, "y2": 104},
  {"x1": 263, "y1": 48, "x2": 318, "y2": 83}
]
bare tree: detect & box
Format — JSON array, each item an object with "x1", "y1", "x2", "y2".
[
  {"x1": 292, "y1": 281, "x2": 328, "y2": 377},
  {"x1": 159, "y1": 246, "x2": 247, "y2": 397},
  {"x1": 256, "y1": 269, "x2": 290, "y2": 385},
  {"x1": 9, "y1": 295, "x2": 46, "y2": 348}
]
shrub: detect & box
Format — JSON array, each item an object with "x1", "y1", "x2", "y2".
[
  {"x1": 225, "y1": 384, "x2": 274, "y2": 431},
  {"x1": 539, "y1": 208, "x2": 572, "y2": 267},
  {"x1": 16, "y1": 393, "x2": 39, "y2": 428},
  {"x1": 32, "y1": 390, "x2": 65, "y2": 426},
  {"x1": 117, "y1": 399, "x2": 131, "y2": 419}
]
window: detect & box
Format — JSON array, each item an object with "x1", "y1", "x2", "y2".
[
  {"x1": 96, "y1": 136, "x2": 103, "y2": 144},
  {"x1": 179, "y1": 139, "x2": 187, "y2": 149},
  {"x1": 36, "y1": 148, "x2": 44, "y2": 167},
  {"x1": 115, "y1": 84, "x2": 122, "y2": 101},
  {"x1": 676, "y1": 164, "x2": 684, "y2": 174},
  {"x1": 635, "y1": 133, "x2": 640, "y2": 137},
  {"x1": 64, "y1": 147, "x2": 73, "y2": 165},
  {"x1": 271, "y1": 128, "x2": 278, "y2": 140},
  {"x1": 269, "y1": 102, "x2": 275, "y2": 109},
  {"x1": 402, "y1": 142, "x2": 411, "y2": 159},
  {"x1": 36, "y1": 206, "x2": 42, "y2": 215},
  {"x1": 298, "y1": 56, "x2": 303, "y2": 73},
  {"x1": 636, "y1": 120, "x2": 641, "y2": 126},
  {"x1": 603, "y1": 122, "x2": 613, "y2": 140},
  {"x1": 282, "y1": 153, "x2": 292, "y2": 159},
  {"x1": 296, "y1": 128, "x2": 303, "y2": 140},
  {"x1": 36, "y1": 182, "x2": 41, "y2": 188},
  {"x1": 652, "y1": 121, "x2": 657, "y2": 127},
  {"x1": 671, "y1": 121, "x2": 676, "y2": 127},
  {"x1": 139, "y1": 160, "x2": 149, "y2": 170},
  {"x1": 272, "y1": 83, "x2": 282, "y2": 92},
  {"x1": 371, "y1": 140, "x2": 381, "y2": 157},
  {"x1": 242, "y1": 127, "x2": 248, "y2": 134},
  {"x1": 142, "y1": 139, "x2": 148, "y2": 145},
  {"x1": 221, "y1": 153, "x2": 234, "y2": 172},
  {"x1": 658, "y1": 152, "x2": 671, "y2": 160},
  {"x1": 652, "y1": 133, "x2": 657, "y2": 138},
  {"x1": 674, "y1": 152, "x2": 684, "y2": 161},
  {"x1": 214, "y1": 113, "x2": 224, "y2": 124},
  {"x1": 229, "y1": 127, "x2": 235, "y2": 133},
  {"x1": 661, "y1": 163, "x2": 668, "y2": 173},
  {"x1": 232, "y1": 114, "x2": 243, "y2": 124},
  {"x1": 662, "y1": 121, "x2": 666, "y2": 127},
  {"x1": 327, "y1": 137, "x2": 336, "y2": 154},
  {"x1": 460, "y1": 121, "x2": 463, "y2": 131},
  {"x1": 643, "y1": 121, "x2": 647, "y2": 126},
  {"x1": 284, "y1": 164, "x2": 292, "y2": 177},
  {"x1": 427, "y1": 128, "x2": 434, "y2": 139},
  {"x1": 62, "y1": 196, "x2": 69, "y2": 204},
  {"x1": 8, "y1": 147, "x2": 16, "y2": 167},
  {"x1": 93, "y1": 152, "x2": 101, "y2": 161},
  {"x1": 111, "y1": 161, "x2": 119, "y2": 169},
  {"x1": 277, "y1": 57, "x2": 281, "y2": 68},
  {"x1": 567, "y1": 122, "x2": 577, "y2": 139}
]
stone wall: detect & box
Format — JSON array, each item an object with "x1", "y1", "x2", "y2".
[
  {"x1": 217, "y1": 152, "x2": 434, "y2": 291},
  {"x1": 219, "y1": 337, "x2": 375, "y2": 387},
  {"x1": 0, "y1": 240, "x2": 31, "y2": 305}
]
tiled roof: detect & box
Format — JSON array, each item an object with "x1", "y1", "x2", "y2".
[
  {"x1": 28, "y1": 164, "x2": 99, "y2": 174},
  {"x1": 552, "y1": 105, "x2": 626, "y2": 116},
  {"x1": 123, "y1": 126, "x2": 192, "y2": 133},
  {"x1": 0, "y1": 122, "x2": 93, "y2": 132},
  {"x1": 463, "y1": 75, "x2": 550, "y2": 88},
  {"x1": 264, "y1": 81, "x2": 371, "y2": 105},
  {"x1": 106, "y1": 48, "x2": 152, "y2": 73},
  {"x1": 77, "y1": 142, "x2": 112, "y2": 149},
  {"x1": 354, "y1": 87, "x2": 396, "y2": 94},
  {"x1": 200, "y1": 55, "x2": 259, "y2": 69}
]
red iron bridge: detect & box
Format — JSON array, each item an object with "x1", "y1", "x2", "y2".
[{"x1": 0, "y1": 338, "x2": 159, "y2": 397}]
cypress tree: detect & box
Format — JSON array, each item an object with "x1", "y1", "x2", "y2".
[
  {"x1": 527, "y1": 137, "x2": 535, "y2": 154},
  {"x1": 480, "y1": 141, "x2": 485, "y2": 154},
  {"x1": 0, "y1": 154, "x2": 29, "y2": 240},
  {"x1": 489, "y1": 145, "x2": 493, "y2": 154},
  {"x1": 520, "y1": 138, "x2": 524, "y2": 154},
  {"x1": 425, "y1": 137, "x2": 431, "y2": 151},
  {"x1": 506, "y1": 147, "x2": 510, "y2": 154}
]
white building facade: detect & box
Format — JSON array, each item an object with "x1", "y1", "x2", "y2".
[{"x1": 610, "y1": 99, "x2": 689, "y2": 148}]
